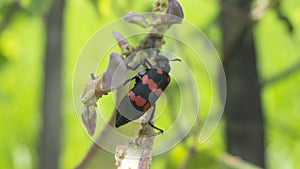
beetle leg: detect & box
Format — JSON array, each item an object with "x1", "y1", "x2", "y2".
[
  {"x1": 148, "y1": 122, "x2": 164, "y2": 134},
  {"x1": 126, "y1": 62, "x2": 142, "y2": 70},
  {"x1": 148, "y1": 105, "x2": 164, "y2": 133},
  {"x1": 143, "y1": 58, "x2": 153, "y2": 68},
  {"x1": 127, "y1": 57, "x2": 154, "y2": 71},
  {"x1": 123, "y1": 75, "x2": 140, "y2": 85}
]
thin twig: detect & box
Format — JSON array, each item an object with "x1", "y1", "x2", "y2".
[
  {"x1": 177, "y1": 115, "x2": 202, "y2": 169},
  {"x1": 75, "y1": 109, "x2": 117, "y2": 169},
  {"x1": 75, "y1": 88, "x2": 119, "y2": 169},
  {"x1": 221, "y1": 0, "x2": 294, "y2": 64},
  {"x1": 274, "y1": 1, "x2": 294, "y2": 33},
  {"x1": 261, "y1": 59, "x2": 300, "y2": 86}
]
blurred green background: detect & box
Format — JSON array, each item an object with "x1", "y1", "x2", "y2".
[{"x1": 1, "y1": 0, "x2": 300, "y2": 168}]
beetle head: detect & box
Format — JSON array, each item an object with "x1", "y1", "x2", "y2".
[
  {"x1": 154, "y1": 55, "x2": 181, "y2": 73},
  {"x1": 155, "y1": 55, "x2": 171, "y2": 73}
]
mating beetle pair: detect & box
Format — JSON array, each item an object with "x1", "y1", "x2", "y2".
[{"x1": 115, "y1": 53, "x2": 180, "y2": 133}]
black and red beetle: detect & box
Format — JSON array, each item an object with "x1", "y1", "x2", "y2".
[{"x1": 115, "y1": 54, "x2": 180, "y2": 132}]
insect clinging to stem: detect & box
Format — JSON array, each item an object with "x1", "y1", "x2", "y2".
[{"x1": 115, "y1": 52, "x2": 181, "y2": 133}]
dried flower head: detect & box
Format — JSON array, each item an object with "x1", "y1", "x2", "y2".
[{"x1": 81, "y1": 52, "x2": 127, "y2": 136}]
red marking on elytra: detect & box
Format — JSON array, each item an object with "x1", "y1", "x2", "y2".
[
  {"x1": 157, "y1": 68, "x2": 163, "y2": 74},
  {"x1": 143, "y1": 102, "x2": 151, "y2": 112},
  {"x1": 135, "y1": 96, "x2": 146, "y2": 106},
  {"x1": 128, "y1": 91, "x2": 146, "y2": 107},
  {"x1": 128, "y1": 91, "x2": 135, "y2": 100},
  {"x1": 142, "y1": 75, "x2": 157, "y2": 91},
  {"x1": 166, "y1": 76, "x2": 170, "y2": 83}
]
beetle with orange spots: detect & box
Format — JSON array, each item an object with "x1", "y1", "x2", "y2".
[{"x1": 115, "y1": 54, "x2": 181, "y2": 133}]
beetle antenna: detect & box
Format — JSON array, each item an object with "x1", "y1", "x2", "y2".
[{"x1": 169, "y1": 58, "x2": 181, "y2": 62}]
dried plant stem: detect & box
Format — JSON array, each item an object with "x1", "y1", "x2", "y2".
[
  {"x1": 75, "y1": 110, "x2": 117, "y2": 169},
  {"x1": 115, "y1": 123, "x2": 160, "y2": 169}
]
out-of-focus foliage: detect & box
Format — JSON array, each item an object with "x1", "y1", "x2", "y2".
[
  {"x1": 255, "y1": 0, "x2": 300, "y2": 167},
  {"x1": 0, "y1": 0, "x2": 300, "y2": 168},
  {"x1": 0, "y1": 12, "x2": 44, "y2": 169}
]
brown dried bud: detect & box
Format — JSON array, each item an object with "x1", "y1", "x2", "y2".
[
  {"x1": 167, "y1": 0, "x2": 184, "y2": 20},
  {"x1": 81, "y1": 105, "x2": 97, "y2": 136}
]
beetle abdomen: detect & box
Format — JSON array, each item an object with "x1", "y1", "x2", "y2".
[{"x1": 115, "y1": 68, "x2": 170, "y2": 128}]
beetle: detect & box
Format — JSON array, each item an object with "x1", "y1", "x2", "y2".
[{"x1": 115, "y1": 54, "x2": 180, "y2": 133}]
